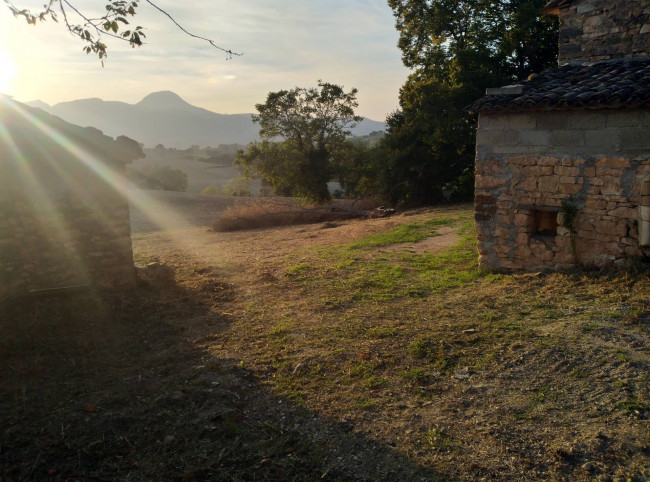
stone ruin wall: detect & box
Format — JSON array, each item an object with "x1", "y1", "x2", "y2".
[
  {"x1": 475, "y1": 108, "x2": 650, "y2": 271},
  {"x1": 557, "y1": 0, "x2": 650, "y2": 64},
  {"x1": 0, "y1": 161, "x2": 136, "y2": 298}
]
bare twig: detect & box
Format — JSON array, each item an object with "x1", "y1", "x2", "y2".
[
  {"x1": 4, "y1": 0, "x2": 241, "y2": 61},
  {"x1": 143, "y1": 0, "x2": 242, "y2": 58}
]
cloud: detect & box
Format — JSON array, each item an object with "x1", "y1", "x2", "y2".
[{"x1": 3, "y1": 0, "x2": 408, "y2": 120}]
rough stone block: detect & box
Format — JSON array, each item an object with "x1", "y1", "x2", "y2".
[
  {"x1": 474, "y1": 194, "x2": 496, "y2": 205},
  {"x1": 600, "y1": 177, "x2": 623, "y2": 196},
  {"x1": 514, "y1": 213, "x2": 531, "y2": 227},
  {"x1": 584, "y1": 198, "x2": 607, "y2": 210},
  {"x1": 538, "y1": 176, "x2": 560, "y2": 193},
  {"x1": 550, "y1": 130, "x2": 585, "y2": 147},
  {"x1": 559, "y1": 183, "x2": 583, "y2": 195},
  {"x1": 508, "y1": 114, "x2": 537, "y2": 130},
  {"x1": 643, "y1": 110, "x2": 650, "y2": 128},
  {"x1": 516, "y1": 233, "x2": 529, "y2": 244},
  {"x1": 507, "y1": 156, "x2": 537, "y2": 166},
  {"x1": 478, "y1": 159, "x2": 501, "y2": 174},
  {"x1": 620, "y1": 128, "x2": 650, "y2": 150},
  {"x1": 479, "y1": 114, "x2": 509, "y2": 131},
  {"x1": 476, "y1": 145, "x2": 494, "y2": 160},
  {"x1": 608, "y1": 206, "x2": 637, "y2": 219},
  {"x1": 475, "y1": 175, "x2": 506, "y2": 189},
  {"x1": 567, "y1": 112, "x2": 606, "y2": 130},
  {"x1": 537, "y1": 156, "x2": 563, "y2": 166},
  {"x1": 504, "y1": 130, "x2": 521, "y2": 145},
  {"x1": 513, "y1": 177, "x2": 538, "y2": 192},
  {"x1": 492, "y1": 145, "x2": 548, "y2": 156},
  {"x1": 555, "y1": 166, "x2": 581, "y2": 176},
  {"x1": 595, "y1": 220, "x2": 628, "y2": 237},
  {"x1": 476, "y1": 129, "x2": 504, "y2": 145},
  {"x1": 584, "y1": 129, "x2": 620, "y2": 150},
  {"x1": 606, "y1": 110, "x2": 643, "y2": 128},
  {"x1": 595, "y1": 157, "x2": 631, "y2": 169},
  {"x1": 520, "y1": 130, "x2": 551, "y2": 146},
  {"x1": 537, "y1": 112, "x2": 569, "y2": 130}
]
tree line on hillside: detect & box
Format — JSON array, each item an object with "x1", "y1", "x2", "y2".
[
  {"x1": 149, "y1": 144, "x2": 246, "y2": 165},
  {"x1": 236, "y1": 0, "x2": 557, "y2": 206}
]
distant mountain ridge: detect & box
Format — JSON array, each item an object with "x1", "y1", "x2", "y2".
[{"x1": 27, "y1": 91, "x2": 387, "y2": 148}]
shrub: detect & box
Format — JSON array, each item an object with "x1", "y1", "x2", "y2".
[
  {"x1": 212, "y1": 198, "x2": 378, "y2": 232},
  {"x1": 128, "y1": 164, "x2": 188, "y2": 192},
  {"x1": 222, "y1": 177, "x2": 251, "y2": 197},
  {"x1": 201, "y1": 185, "x2": 220, "y2": 197}
]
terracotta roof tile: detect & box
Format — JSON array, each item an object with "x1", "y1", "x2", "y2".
[{"x1": 467, "y1": 58, "x2": 650, "y2": 114}]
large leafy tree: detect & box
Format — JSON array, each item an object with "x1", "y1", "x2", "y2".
[
  {"x1": 235, "y1": 81, "x2": 362, "y2": 203},
  {"x1": 380, "y1": 0, "x2": 558, "y2": 205}
]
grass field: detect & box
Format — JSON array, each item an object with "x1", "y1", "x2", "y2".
[{"x1": 1, "y1": 206, "x2": 648, "y2": 480}]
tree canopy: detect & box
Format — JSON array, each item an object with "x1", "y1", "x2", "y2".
[
  {"x1": 378, "y1": 0, "x2": 558, "y2": 205},
  {"x1": 5, "y1": 0, "x2": 240, "y2": 64},
  {"x1": 235, "y1": 81, "x2": 362, "y2": 203}
]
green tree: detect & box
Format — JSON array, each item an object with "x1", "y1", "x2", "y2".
[
  {"x1": 200, "y1": 185, "x2": 221, "y2": 197},
  {"x1": 235, "y1": 81, "x2": 362, "y2": 203},
  {"x1": 381, "y1": 0, "x2": 558, "y2": 205},
  {"x1": 221, "y1": 177, "x2": 251, "y2": 197},
  {"x1": 128, "y1": 164, "x2": 187, "y2": 191}
]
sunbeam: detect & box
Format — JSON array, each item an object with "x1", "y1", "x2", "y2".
[{"x1": 2, "y1": 97, "x2": 216, "y2": 291}]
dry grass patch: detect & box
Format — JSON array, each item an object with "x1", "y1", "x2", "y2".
[
  {"x1": 119, "y1": 205, "x2": 650, "y2": 480},
  {"x1": 200, "y1": 209, "x2": 650, "y2": 481},
  {"x1": 212, "y1": 197, "x2": 385, "y2": 232}
]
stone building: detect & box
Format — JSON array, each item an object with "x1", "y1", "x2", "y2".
[
  {"x1": 468, "y1": 0, "x2": 650, "y2": 271},
  {"x1": 0, "y1": 96, "x2": 142, "y2": 298}
]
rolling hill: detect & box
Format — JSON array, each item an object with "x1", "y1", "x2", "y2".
[{"x1": 27, "y1": 91, "x2": 386, "y2": 148}]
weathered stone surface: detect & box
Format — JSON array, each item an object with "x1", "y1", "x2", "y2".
[
  {"x1": 595, "y1": 157, "x2": 631, "y2": 169},
  {"x1": 555, "y1": 166, "x2": 581, "y2": 176},
  {"x1": 521, "y1": 130, "x2": 551, "y2": 146},
  {"x1": 556, "y1": 0, "x2": 650, "y2": 64},
  {"x1": 474, "y1": 87, "x2": 650, "y2": 271},
  {"x1": 475, "y1": 153, "x2": 649, "y2": 271},
  {"x1": 538, "y1": 176, "x2": 560, "y2": 193},
  {"x1": 475, "y1": 175, "x2": 506, "y2": 189}
]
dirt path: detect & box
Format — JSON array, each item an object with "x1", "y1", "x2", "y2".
[{"x1": 132, "y1": 208, "x2": 458, "y2": 273}]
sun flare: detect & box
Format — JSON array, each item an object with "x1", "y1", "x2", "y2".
[{"x1": 0, "y1": 48, "x2": 16, "y2": 95}]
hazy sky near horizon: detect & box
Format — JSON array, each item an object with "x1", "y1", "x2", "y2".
[{"x1": 0, "y1": 0, "x2": 410, "y2": 121}]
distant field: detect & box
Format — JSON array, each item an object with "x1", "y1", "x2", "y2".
[
  {"x1": 131, "y1": 150, "x2": 242, "y2": 194},
  {"x1": 129, "y1": 190, "x2": 251, "y2": 233}
]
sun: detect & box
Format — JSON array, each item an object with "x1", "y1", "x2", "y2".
[{"x1": 0, "y1": 48, "x2": 16, "y2": 95}]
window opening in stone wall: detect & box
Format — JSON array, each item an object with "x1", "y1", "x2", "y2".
[{"x1": 531, "y1": 209, "x2": 559, "y2": 241}]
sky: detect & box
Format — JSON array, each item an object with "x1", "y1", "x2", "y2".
[{"x1": 0, "y1": 0, "x2": 410, "y2": 121}]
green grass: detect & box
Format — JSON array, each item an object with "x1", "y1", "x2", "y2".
[
  {"x1": 346, "y1": 216, "x2": 458, "y2": 248},
  {"x1": 295, "y1": 214, "x2": 482, "y2": 306}
]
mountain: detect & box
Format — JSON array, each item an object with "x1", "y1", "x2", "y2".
[
  {"x1": 24, "y1": 99, "x2": 51, "y2": 111},
  {"x1": 26, "y1": 91, "x2": 386, "y2": 148}
]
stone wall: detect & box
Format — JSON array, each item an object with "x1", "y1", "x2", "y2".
[
  {"x1": 0, "y1": 159, "x2": 136, "y2": 298},
  {"x1": 556, "y1": 0, "x2": 650, "y2": 64},
  {"x1": 475, "y1": 108, "x2": 650, "y2": 271}
]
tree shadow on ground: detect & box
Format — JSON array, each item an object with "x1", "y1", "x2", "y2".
[{"x1": 0, "y1": 267, "x2": 440, "y2": 481}]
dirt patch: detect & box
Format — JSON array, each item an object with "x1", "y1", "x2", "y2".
[
  {"x1": 378, "y1": 226, "x2": 460, "y2": 254},
  {"x1": 132, "y1": 209, "x2": 443, "y2": 271}
]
